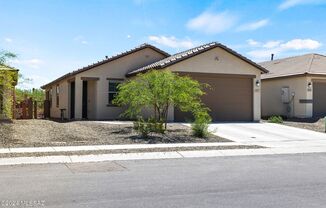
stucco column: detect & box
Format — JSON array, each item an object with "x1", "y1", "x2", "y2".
[
  {"x1": 253, "y1": 77, "x2": 261, "y2": 121},
  {"x1": 306, "y1": 77, "x2": 313, "y2": 117},
  {"x1": 74, "y1": 76, "x2": 83, "y2": 119}
]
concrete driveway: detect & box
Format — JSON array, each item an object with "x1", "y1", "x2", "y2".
[{"x1": 211, "y1": 122, "x2": 326, "y2": 149}]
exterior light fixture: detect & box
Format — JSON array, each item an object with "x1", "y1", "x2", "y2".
[
  {"x1": 215, "y1": 56, "x2": 219, "y2": 61},
  {"x1": 308, "y1": 82, "x2": 312, "y2": 91},
  {"x1": 256, "y1": 80, "x2": 260, "y2": 87}
]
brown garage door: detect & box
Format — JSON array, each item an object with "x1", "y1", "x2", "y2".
[
  {"x1": 174, "y1": 73, "x2": 253, "y2": 122},
  {"x1": 313, "y1": 82, "x2": 326, "y2": 117}
]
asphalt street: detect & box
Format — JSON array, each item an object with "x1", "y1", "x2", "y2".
[{"x1": 1, "y1": 154, "x2": 326, "y2": 208}]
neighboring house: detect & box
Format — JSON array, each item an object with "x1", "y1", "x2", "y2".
[
  {"x1": 0, "y1": 64, "x2": 19, "y2": 119},
  {"x1": 42, "y1": 42, "x2": 267, "y2": 122},
  {"x1": 261, "y1": 53, "x2": 326, "y2": 118}
]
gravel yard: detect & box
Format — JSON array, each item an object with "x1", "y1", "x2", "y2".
[
  {"x1": 282, "y1": 117, "x2": 326, "y2": 133},
  {"x1": 0, "y1": 120, "x2": 230, "y2": 148}
]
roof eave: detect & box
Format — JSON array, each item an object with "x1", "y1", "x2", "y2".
[{"x1": 41, "y1": 44, "x2": 169, "y2": 88}]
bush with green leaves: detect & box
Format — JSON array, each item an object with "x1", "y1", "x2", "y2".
[
  {"x1": 133, "y1": 117, "x2": 165, "y2": 137},
  {"x1": 268, "y1": 115, "x2": 283, "y2": 123},
  {"x1": 113, "y1": 70, "x2": 211, "y2": 134},
  {"x1": 191, "y1": 110, "x2": 212, "y2": 138}
]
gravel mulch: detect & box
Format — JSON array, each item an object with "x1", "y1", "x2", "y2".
[
  {"x1": 281, "y1": 117, "x2": 326, "y2": 133},
  {"x1": 0, "y1": 120, "x2": 230, "y2": 148}
]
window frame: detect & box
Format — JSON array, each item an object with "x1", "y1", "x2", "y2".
[{"x1": 107, "y1": 79, "x2": 123, "y2": 106}]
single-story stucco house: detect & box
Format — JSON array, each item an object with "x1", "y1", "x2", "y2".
[
  {"x1": 261, "y1": 53, "x2": 326, "y2": 118},
  {"x1": 0, "y1": 64, "x2": 19, "y2": 119},
  {"x1": 41, "y1": 42, "x2": 268, "y2": 122}
]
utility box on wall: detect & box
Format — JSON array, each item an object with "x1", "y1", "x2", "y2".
[{"x1": 281, "y1": 87, "x2": 290, "y2": 103}]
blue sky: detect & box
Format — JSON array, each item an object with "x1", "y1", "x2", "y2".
[{"x1": 1, "y1": 0, "x2": 326, "y2": 89}]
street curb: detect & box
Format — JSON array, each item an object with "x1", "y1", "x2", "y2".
[
  {"x1": 2, "y1": 142, "x2": 244, "y2": 154},
  {"x1": 0, "y1": 147, "x2": 326, "y2": 166}
]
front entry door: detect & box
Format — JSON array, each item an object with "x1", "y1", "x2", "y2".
[{"x1": 82, "y1": 81, "x2": 88, "y2": 119}]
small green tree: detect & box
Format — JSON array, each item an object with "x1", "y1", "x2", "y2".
[
  {"x1": 0, "y1": 69, "x2": 18, "y2": 119},
  {"x1": 113, "y1": 70, "x2": 210, "y2": 132},
  {"x1": 0, "y1": 50, "x2": 18, "y2": 119}
]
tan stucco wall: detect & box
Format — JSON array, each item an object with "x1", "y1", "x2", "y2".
[
  {"x1": 261, "y1": 76, "x2": 309, "y2": 118},
  {"x1": 168, "y1": 47, "x2": 262, "y2": 121},
  {"x1": 46, "y1": 47, "x2": 166, "y2": 119},
  {"x1": 48, "y1": 79, "x2": 69, "y2": 118}
]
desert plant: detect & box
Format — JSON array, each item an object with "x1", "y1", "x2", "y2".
[
  {"x1": 268, "y1": 115, "x2": 283, "y2": 123},
  {"x1": 113, "y1": 70, "x2": 210, "y2": 133},
  {"x1": 191, "y1": 109, "x2": 212, "y2": 138},
  {"x1": 133, "y1": 117, "x2": 165, "y2": 137}
]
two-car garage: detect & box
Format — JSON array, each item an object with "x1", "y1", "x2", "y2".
[{"x1": 127, "y1": 42, "x2": 267, "y2": 122}]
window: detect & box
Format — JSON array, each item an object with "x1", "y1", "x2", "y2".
[
  {"x1": 0, "y1": 85, "x2": 3, "y2": 114},
  {"x1": 108, "y1": 80, "x2": 122, "y2": 105},
  {"x1": 56, "y1": 85, "x2": 60, "y2": 107}
]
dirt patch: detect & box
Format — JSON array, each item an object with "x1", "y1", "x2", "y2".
[
  {"x1": 0, "y1": 120, "x2": 230, "y2": 148},
  {"x1": 0, "y1": 145, "x2": 263, "y2": 158},
  {"x1": 281, "y1": 117, "x2": 326, "y2": 133}
]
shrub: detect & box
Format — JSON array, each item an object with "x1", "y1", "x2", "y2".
[
  {"x1": 191, "y1": 110, "x2": 211, "y2": 138},
  {"x1": 133, "y1": 117, "x2": 165, "y2": 137},
  {"x1": 268, "y1": 115, "x2": 283, "y2": 123}
]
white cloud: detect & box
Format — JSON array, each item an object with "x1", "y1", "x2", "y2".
[
  {"x1": 73, "y1": 35, "x2": 88, "y2": 45},
  {"x1": 186, "y1": 11, "x2": 237, "y2": 34},
  {"x1": 148, "y1": 35, "x2": 196, "y2": 49},
  {"x1": 279, "y1": 0, "x2": 326, "y2": 10},
  {"x1": 263, "y1": 40, "x2": 282, "y2": 48},
  {"x1": 237, "y1": 19, "x2": 269, "y2": 32},
  {"x1": 280, "y1": 39, "x2": 322, "y2": 50},
  {"x1": 247, "y1": 38, "x2": 322, "y2": 60},
  {"x1": 4, "y1": 38, "x2": 13, "y2": 43},
  {"x1": 127, "y1": 35, "x2": 132, "y2": 39},
  {"x1": 247, "y1": 39, "x2": 261, "y2": 46}
]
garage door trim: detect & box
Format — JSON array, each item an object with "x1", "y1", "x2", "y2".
[{"x1": 176, "y1": 71, "x2": 256, "y2": 79}]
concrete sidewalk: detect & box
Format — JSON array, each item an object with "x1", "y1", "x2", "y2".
[{"x1": 2, "y1": 146, "x2": 326, "y2": 166}]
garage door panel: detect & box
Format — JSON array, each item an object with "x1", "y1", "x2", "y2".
[
  {"x1": 313, "y1": 82, "x2": 326, "y2": 117},
  {"x1": 174, "y1": 74, "x2": 253, "y2": 122}
]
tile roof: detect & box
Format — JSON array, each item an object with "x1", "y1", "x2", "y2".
[
  {"x1": 127, "y1": 42, "x2": 268, "y2": 76},
  {"x1": 261, "y1": 53, "x2": 326, "y2": 80},
  {"x1": 41, "y1": 44, "x2": 170, "y2": 89}
]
